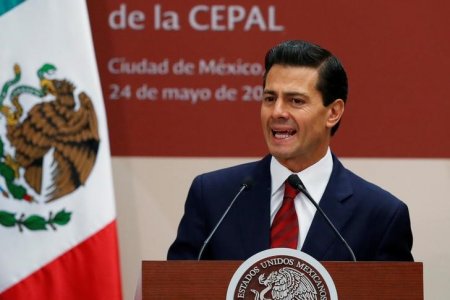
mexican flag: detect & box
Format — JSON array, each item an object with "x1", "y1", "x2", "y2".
[{"x1": 0, "y1": 0, "x2": 122, "y2": 299}]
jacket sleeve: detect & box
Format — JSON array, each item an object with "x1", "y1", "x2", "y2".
[{"x1": 375, "y1": 201, "x2": 414, "y2": 261}]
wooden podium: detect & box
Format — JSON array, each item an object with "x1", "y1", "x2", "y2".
[{"x1": 142, "y1": 260, "x2": 423, "y2": 299}]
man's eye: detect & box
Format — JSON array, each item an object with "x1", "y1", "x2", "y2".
[
  {"x1": 292, "y1": 98, "x2": 304, "y2": 105},
  {"x1": 264, "y1": 96, "x2": 275, "y2": 102}
]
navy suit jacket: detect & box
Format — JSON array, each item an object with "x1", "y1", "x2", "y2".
[{"x1": 167, "y1": 155, "x2": 413, "y2": 261}]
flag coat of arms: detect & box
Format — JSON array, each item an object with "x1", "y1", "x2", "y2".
[{"x1": 0, "y1": 0, "x2": 122, "y2": 299}]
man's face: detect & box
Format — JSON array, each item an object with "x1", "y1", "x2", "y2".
[{"x1": 261, "y1": 64, "x2": 343, "y2": 172}]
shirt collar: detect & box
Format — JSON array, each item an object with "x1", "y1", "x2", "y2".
[{"x1": 270, "y1": 148, "x2": 333, "y2": 201}]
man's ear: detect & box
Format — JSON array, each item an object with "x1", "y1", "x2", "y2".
[{"x1": 326, "y1": 99, "x2": 345, "y2": 128}]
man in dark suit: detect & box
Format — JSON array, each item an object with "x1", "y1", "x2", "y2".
[{"x1": 167, "y1": 40, "x2": 413, "y2": 261}]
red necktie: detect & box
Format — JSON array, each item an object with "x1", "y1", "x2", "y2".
[{"x1": 270, "y1": 180, "x2": 300, "y2": 249}]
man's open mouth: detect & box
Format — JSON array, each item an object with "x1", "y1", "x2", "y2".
[{"x1": 272, "y1": 129, "x2": 297, "y2": 139}]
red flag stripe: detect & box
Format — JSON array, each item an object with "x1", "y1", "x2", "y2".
[{"x1": 0, "y1": 221, "x2": 122, "y2": 300}]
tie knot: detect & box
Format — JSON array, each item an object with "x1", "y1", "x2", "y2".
[{"x1": 284, "y1": 180, "x2": 299, "y2": 200}]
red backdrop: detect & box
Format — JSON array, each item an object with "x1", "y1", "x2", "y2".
[{"x1": 87, "y1": 0, "x2": 450, "y2": 158}]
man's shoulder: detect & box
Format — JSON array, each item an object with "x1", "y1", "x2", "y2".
[
  {"x1": 193, "y1": 155, "x2": 271, "y2": 187},
  {"x1": 333, "y1": 156, "x2": 406, "y2": 208}
]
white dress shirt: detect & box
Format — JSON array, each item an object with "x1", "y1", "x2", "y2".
[{"x1": 270, "y1": 148, "x2": 333, "y2": 249}]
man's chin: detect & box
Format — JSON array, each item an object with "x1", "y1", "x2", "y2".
[{"x1": 268, "y1": 148, "x2": 294, "y2": 161}]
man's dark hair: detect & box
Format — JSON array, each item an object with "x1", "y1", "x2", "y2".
[{"x1": 263, "y1": 40, "x2": 348, "y2": 135}]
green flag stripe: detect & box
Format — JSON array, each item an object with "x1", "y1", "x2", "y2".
[{"x1": 0, "y1": 0, "x2": 26, "y2": 16}]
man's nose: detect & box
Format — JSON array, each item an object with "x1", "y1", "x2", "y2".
[{"x1": 272, "y1": 99, "x2": 289, "y2": 118}]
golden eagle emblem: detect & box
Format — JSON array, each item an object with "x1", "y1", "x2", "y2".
[{"x1": 0, "y1": 63, "x2": 99, "y2": 202}]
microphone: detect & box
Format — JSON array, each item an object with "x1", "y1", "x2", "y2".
[
  {"x1": 287, "y1": 174, "x2": 357, "y2": 262},
  {"x1": 197, "y1": 178, "x2": 253, "y2": 260}
]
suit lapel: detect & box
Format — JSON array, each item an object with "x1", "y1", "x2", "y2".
[
  {"x1": 301, "y1": 156, "x2": 355, "y2": 260},
  {"x1": 238, "y1": 155, "x2": 272, "y2": 258}
]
